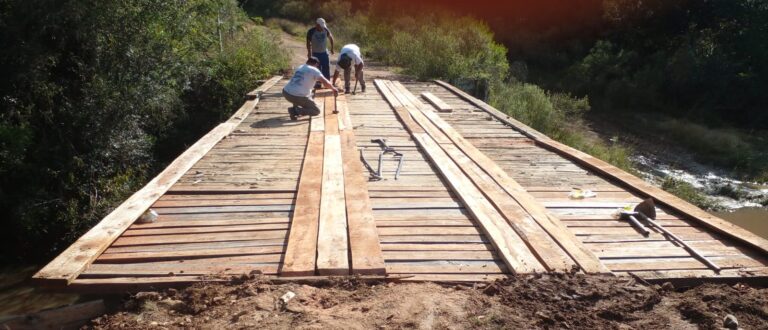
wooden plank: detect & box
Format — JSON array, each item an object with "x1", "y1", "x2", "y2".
[
  {"x1": 83, "y1": 263, "x2": 279, "y2": 277},
  {"x1": 112, "y1": 230, "x2": 288, "y2": 246},
  {"x1": 435, "y1": 79, "x2": 768, "y2": 257},
  {"x1": 316, "y1": 95, "x2": 350, "y2": 275},
  {"x1": 338, "y1": 94, "x2": 386, "y2": 275},
  {"x1": 375, "y1": 79, "x2": 544, "y2": 274},
  {"x1": 390, "y1": 81, "x2": 585, "y2": 273},
  {"x1": 310, "y1": 95, "x2": 325, "y2": 132},
  {"x1": 422, "y1": 92, "x2": 453, "y2": 112},
  {"x1": 96, "y1": 245, "x2": 284, "y2": 263},
  {"x1": 245, "y1": 75, "x2": 283, "y2": 99},
  {"x1": 280, "y1": 131, "x2": 324, "y2": 276}
]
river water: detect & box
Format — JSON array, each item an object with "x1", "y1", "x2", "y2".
[
  {"x1": 713, "y1": 208, "x2": 768, "y2": 239},
  {"x1": 631, "y1": 154, "x2": 768, "y2": 240}
]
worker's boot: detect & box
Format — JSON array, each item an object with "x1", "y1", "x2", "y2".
[{"x1": 288, "y1": 107, "x2": 298, "y2": 121}]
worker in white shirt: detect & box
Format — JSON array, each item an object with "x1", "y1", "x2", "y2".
[
  {"x1": 332, "y1": 44, "x2": 366, "y2": 94},
  {"x1": 282, "y1": 57, "x2": 339, "y2": 120}
]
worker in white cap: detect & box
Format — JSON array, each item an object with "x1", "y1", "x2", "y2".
[
  {"x1": 332, "y1": 44, "x2": 366, "y2": 94},
  {"x1": 306, "y1": 18, "x2": 335, "y2": 84}
]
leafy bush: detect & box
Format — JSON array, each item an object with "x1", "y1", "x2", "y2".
[
  {"x1": 490, "y1": 82, "x2": 634, "y2": 171},
  {"x1": 0, "y1": 0, "x2": 287, "y2": 263},
  {"x1": 265, "y1": 17, "x2": 306, "y2": 37},
  {"x1": 661, "y1": 178, "x2": 723, "y2": 211}
]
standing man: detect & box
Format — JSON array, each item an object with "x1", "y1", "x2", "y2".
[
  {"x1": 282, "y1": 57, "x2": 339, "y2": 121},
  {"x1": 306, "y1": 18, "x2": 334, "y2": 83},
  {"x1": 332, "y1": 44, "x2": 366, "y2": 94}
]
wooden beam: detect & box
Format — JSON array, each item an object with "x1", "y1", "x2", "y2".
[
  {"x1": 387, "y1": 82, "x2": 575, "y2": 272},
  {"x1": 316, "y1": 94, "x2": 350, "y2": 275},
  {"x1": 280, "y1": 135, "x2": 324, "y2": 275},
  {"x1": 393, "y1": 83, "x2": 608, "y2": 274},
  {"x1": 246, "y1": 75, "x2": 283, "y2": 100},
  {"x1": 422, "y1": 92, "x2": 453, "y2": 112},
  {"x1": 434, "y1": 79, "x2": 768, "y2": 257},
  {"x1": 337, "y1": 94, "x2": 386, "y2": 275},
  {"x1": 374, "y1": 80, "x2": 545, "y2": 273}
]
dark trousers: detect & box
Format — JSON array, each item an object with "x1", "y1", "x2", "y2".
[
  {"x1": 343, "y1": 67, "x2": 366, "y2": 91},
  {"x1": 313, "y1": 51, "x2": 331, "y2": 79}
]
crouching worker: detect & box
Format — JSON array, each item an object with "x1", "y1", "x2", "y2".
[
  {"x1": 332, "y1": 44, "x2": 365, "y2": 94},
  {"x1": 283, "y1": 57, "x2": 339, "y2": 120}
]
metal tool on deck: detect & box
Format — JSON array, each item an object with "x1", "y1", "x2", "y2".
[
  {"x1": 359, "y1": 148, "x2": 382, "y2": 181},
  {"x1": 619, "y1": 206, "x2": 651, "y2": 237},
  {"x1": 368, "y1": 138, "x2": 405, "y2": 180},
  {"x1": 627, "y1": 199, "x2": 722, "y2": 272}
]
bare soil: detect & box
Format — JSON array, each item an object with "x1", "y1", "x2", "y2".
[{"x1": 86, "y1": 274, "x2": 768, "y2": 329}]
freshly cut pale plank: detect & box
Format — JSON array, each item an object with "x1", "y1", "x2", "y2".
[
  {"x1": 34, "y1": 78, "x2": 282, "y2": 286},
  {"x1": 316, "y1": 134, "x2": 350, "y2": 275},
  {"x1": 338, "y1": 94, "x2": 386, "y2": 275},
  {"x1": 389, "y1": 81, "x2": 578, "y2": 272},
  {"x1": 310, "y1": 96, "x2": 325, "y2": 132},
  {"x1": 435, "y1": 79, "x2": 768, "y2": 256},
  {"x1": 393, "y1": 82, "x2": 607, "y2": 274},
  {"x1": 410, "y1": 134, "x2": 543, "y2": 273},
  {"x1": 280, "y1": 132, "x2": 324, "y2": 276},
  {"x1": 375, "y1": 79, "x2": 544, "y2": 273},
  {"x1": 422, "y1": 92, "x2": 452, "y2": 112}
]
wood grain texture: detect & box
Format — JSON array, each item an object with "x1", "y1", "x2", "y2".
[
  {"x1": 422, "y1": 92, "x2": 453, "y2": 112},
  {"x1": 376, "y1": 79, "x2": 544, "y2": 273},
  {"x1": 280, "y1": 130, "x2": 323, "y2": 276},
  {"x1": 434, "y1": 79, "x2": 768, "y2": 257},
  {"x1": 394, "y1": 83, "x2": 608, "y2": 274},
  {"x1": 338, "y1": 94, "x2": 386, "y2": 275},
  {"x1": 316, "y1": 94, "x2": 350, "y2": 275}
]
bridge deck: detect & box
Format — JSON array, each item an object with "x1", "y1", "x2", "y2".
[{"x1": 33, "y1": 74, "x2": 768, "y2": 291}]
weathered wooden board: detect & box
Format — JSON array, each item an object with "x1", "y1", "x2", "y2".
[
  {"x1": 375, "y1": 79, "x2": 545, "y2": 274},
  {"x1": 434, "y1": 79, "x2": 768, "y2": 256},
  {"x1": 422, "y1": 92, "x2": 453, "y2": 112},
  {"x1": 338, "y1": 94, "x2": 386, "y2": 275},
  {"x1": 279, "y1": 129, "x2": 323, "y2": 276}
]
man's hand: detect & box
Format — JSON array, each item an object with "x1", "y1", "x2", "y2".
[{"x1": 331, "y1": 87, "x2": 339, "y2": 97}]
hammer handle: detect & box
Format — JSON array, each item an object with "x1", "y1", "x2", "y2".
[{"x1": 627, "y1": 215, "x2": 651, "y2": 237}]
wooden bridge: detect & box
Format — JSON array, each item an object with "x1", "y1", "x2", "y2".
[{"x1": 32, "y1": 73, "x2": 768, "y2": 291}]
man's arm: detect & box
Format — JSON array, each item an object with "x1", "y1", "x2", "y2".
[
  {"x1": 306, "y1": 30, "x2": 312, "y2": 58},
  {"x1": 327, "y1": 29, "x2": 335, "y2": 55},
  {"x1": 319, "y1": 76, "x2": 339, "y2": 95},
  {"x1": 332, "y1": 70, "x2": 340, "y2": 86}
]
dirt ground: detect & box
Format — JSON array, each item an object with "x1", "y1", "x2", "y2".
[{"x1": 85, "y1": 274, "x2": 768, "y2": 329}]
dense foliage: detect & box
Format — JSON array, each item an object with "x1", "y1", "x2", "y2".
[
  {"x1": 253, "y1": 0, "x2": 635, "y2": 170},
  {"x1": 0, "y1": 0, "x2": 287, "y2": 263},
  {"x1": 499, "y1": 0, "x2": 768, "y2": 179}
]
